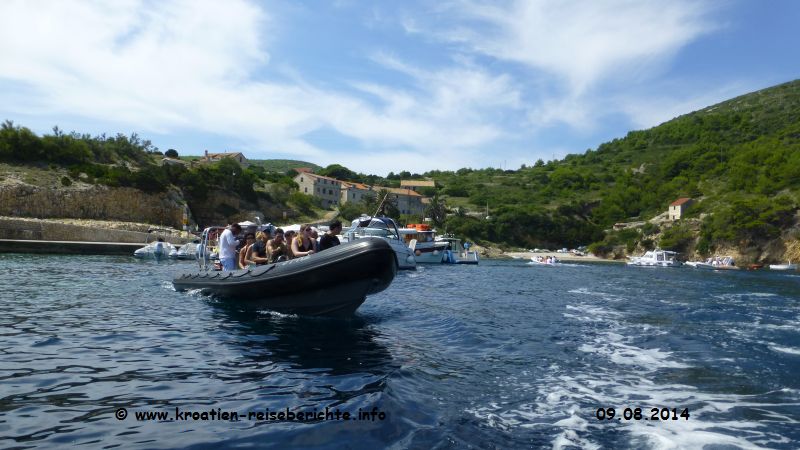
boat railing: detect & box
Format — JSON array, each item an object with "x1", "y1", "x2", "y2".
[{"x1": 197, "y1": 226, "x2": 226, "y2": 271}]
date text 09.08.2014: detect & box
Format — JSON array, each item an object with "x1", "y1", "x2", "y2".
[{"x1": 596, "y1": 407, "x2": 689, "y2": 421}]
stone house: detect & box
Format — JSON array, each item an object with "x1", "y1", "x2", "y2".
[
  {"x1": 400, "y1": 179, "x2": 435, "y2": 193},
  {"x1": 668, "y1": 198, "x2": 694, "y2": 220},
  {"x1": 377, "y1": 187, "x2": 425, "y2": 216},
  {"x1": 203, "y1": 150, "x2": 249, "y2": 167},
  {"x1": 340, "y1": 181, "x2": 374, "y2": 205},
  {"x1": 293, "y1": 172, "x2": 342, "y2": 208}
]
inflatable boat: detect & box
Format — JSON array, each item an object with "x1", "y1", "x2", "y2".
[{"x1": 173, "y1": 239, "x2": 397, "y2": 316}]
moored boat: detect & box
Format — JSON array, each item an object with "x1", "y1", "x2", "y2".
[
  {"x1": 769, "y1": 262, "x2": 798, "y2": 271},
  {"x1": 685, "y1": 256, "x2": 739, "y2": 270},
  {"x1": 342, "y1": 215, "x2": 416, "y2": 270},
  {"x1": 133, "y1": 229, "x2": 179, "y2": 259},
  {"x1": 627, "y1": 249, "x2": 681, "y2": 267},
  {"x1": 400, "y1": 224, "x2": 450, "y2": 264},
  {"x1": 173, "y1": 239, "x2": 397, "y2": 316},
  {"x1": 174, "y1": 241, "x2": 201, "y2": 260},
  {"x1": 436, "y1": 235, "x2": 479, "y2": 265}
]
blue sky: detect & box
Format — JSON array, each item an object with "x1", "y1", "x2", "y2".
[{"x1": 0, "y1": 0, "x2": 798, "y2": 175}]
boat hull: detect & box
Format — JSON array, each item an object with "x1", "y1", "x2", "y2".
[
  {"x1": 627, "y1": 261, "x2": 682, "y2": 267},
  {"x1": 173, "y1": 239, "x2": 397, "y2": 316},
  {"x1": 686, "y1": 262, "x2": 739, "y2": 270}
]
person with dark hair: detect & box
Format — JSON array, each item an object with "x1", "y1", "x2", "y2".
[
  {"x1": 218, "y1": 223, "x2": 242, "y2": 271},
  {"x1": 238, "y1": 232, "x2": 256, "y2": 269},
  {"x1": 319, "y1": 220, "x2": 342, "y2": 252},
  {"x1": 267, "y1": 228, "x2": 290, "y2": 262}
]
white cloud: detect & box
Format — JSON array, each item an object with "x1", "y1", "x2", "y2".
[
  {"x1": 0, "y1": 0, "x2": 531, "y2": 173},
  {"x1": 405, "y1": 0, "x2": 720, "y2": 131},
  {"x1": 449, "y1": 0, "x2": 717, "y2": 94},
  {"x1": 0, "y1": 0, "x2": 743, "y2": 175}
]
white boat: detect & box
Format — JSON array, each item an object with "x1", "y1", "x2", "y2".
[
  {"x1": 435, "y1": 235, "x2": 479, "y2": 265},
  {"x1": 627, "y1": 249, "x2": 681, "y2": 267},
  {"x1": 174, "y1": 241, "x2": 201, "y2": 260},
  {"x1": 686, "y1": 256, "x2": 738, "y2": 270},
  {"x1": 769, "y1": 262, "x2": 798, "y2": 271},
  {"x1": 342, "y1": 215, "x2": 416, "y2": 270},
  {"x1": 530, "y1": 256, "x2": 560, "y2": 265},
  {"x1": 133, "y1": 239, "x2": 177, "y2": 259},
  {"x1": 399, "y1": 224, "x2": 450, "y2": 264}
]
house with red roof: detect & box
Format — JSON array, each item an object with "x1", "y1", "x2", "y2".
[{"x1": 668, "y1": 198, "x2": 694, "y2": 220}]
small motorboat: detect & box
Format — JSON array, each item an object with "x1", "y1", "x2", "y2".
[
  {"x1": 133, "y1": 228, "x2": 179, "y2": 259},
  {"x1": 530, "y1": 256, "x2": 560, "y2": 266},
  {"x1": 133, "y1": 240, "x2": 177, "y2": 259},
  {"x1": 769, "y1": 262, "x2": 798, "y2": 271},
  {"x1": 436, "y1": 235, "x2": 480, "y2": 265},
  {"x1": 174, "y1": 241, "x2": 201, "y2": 260},
  {"x1": 342, "y1": 215, "x2": 416, "y2": 270},
  {"x1": 627, "y1": 249, "x2": 682, "y2": 267},
  {"x1": 173, "y1": 239, "x2": 397, "y2": 316},
  {"x1": 685, "y1": 256, "x2": 739, "y2": 270}
]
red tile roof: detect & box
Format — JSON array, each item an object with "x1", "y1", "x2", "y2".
[{"x1": 670, "y1": 198, "x2": 692, "y2": 206}]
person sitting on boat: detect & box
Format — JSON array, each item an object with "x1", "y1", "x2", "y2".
[
  {"x1": 238, "y1": 233, "x2": 256, "y2": 269},
  {"x1": 245, "y1": 231, "x2": 269, "y2": 266},
  {"x1": 267, "y1": 228, "x2": 289, "y2": 262},
  {"x1": 291, "y1": 224, "x2": 316, "y2": 258},
  {"x1": 218, "y1": 223, "x2": 242, "y2": 271},
  {"x1": 319, "y1": 220, "x2": 342, "y2": 252},
  {"x1": 311, "y1": 227, "x2": 321, "y2": 252}
]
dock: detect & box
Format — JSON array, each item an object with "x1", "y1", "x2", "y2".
[{"x1": 0, "y1": 239, "x2": 144, "y2": 255}]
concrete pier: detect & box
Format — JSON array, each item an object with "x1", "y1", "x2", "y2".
[{"x1": 0, "y1": 239, "x2": 144, "y2": 255}]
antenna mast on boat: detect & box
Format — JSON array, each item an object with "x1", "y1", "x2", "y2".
[{"x1": 372, "y1": 192, "x2": 390, "y2": 217}]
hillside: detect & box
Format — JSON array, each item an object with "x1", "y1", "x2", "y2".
[
  {"x1": 1, "y1": 79, "x2": 799, "y2": 263},
  {"x1": 0, "y1": 124, "x2": 326, "y2": 228},
  {"x1": 424, "y1": 79, "x2": 800, "y2": 262}
]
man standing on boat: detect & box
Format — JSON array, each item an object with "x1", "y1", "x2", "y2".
[
  {"x1": 219, "y1": 223, "x2": 242, "y2": 271},
  {"x1": 319, "y1": 220, "x2": 342, "y2": 252}
]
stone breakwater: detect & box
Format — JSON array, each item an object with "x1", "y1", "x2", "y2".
[
  {"x1": 0, "y1": 216, "x2": 187, "y2": 245},
  {"x1": 0, "y1": 179, "x2": 186, "y2": 228}
]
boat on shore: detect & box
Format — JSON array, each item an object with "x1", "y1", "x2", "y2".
[
  {"x1": 173, "y1": 239, "x2": 397, "y2": 316},
  {"x1": 685, "y1": 256, "x2": 739, "y2": 270},
  {"x1": 627, "y1": 249, "x2": 681, "y2": 267},
  {"x1": 342, "y1": 215, "x2": 416, "y2": 270}
]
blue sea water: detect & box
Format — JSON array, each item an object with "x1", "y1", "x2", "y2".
[{"x1": 1, "y1": 254, "x2": 799, "y2": 449}]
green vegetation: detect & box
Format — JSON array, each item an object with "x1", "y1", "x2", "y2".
[
  {"x1": 2, "y1": 79, "x2": 799, "y2": 256},
  {"x1": 414, "y1": 80, "x2": 800, "y2": 253}
]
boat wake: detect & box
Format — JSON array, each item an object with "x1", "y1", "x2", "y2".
[{"x1": 465, "y1": 290, "x2": 796, "y2": 448}]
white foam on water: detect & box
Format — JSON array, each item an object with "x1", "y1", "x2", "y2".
[
  {"x1": 567, "y1": 287, "x2": 625, "y2": 303},
  {"x1": 256, "y1": 310, "x2": 298, "y2": 319},
  {"x1": 564, "y1": 304, "x2": 623, "y2": 322},
  {"x1": 711, "y1": 292, "x2": 779, "y2": 302},
  {"x1": 466, "y1": 299, "x2": 795, "y2": 448},
  {"x1": 768, "y1": 345, "x2": 800, "y2": 356}
]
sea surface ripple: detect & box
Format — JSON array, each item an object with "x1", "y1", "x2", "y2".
[{"x1": 1, "y1": 254, "x2": 799, "y2": 449}]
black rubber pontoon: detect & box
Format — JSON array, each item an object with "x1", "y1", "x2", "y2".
[{"x1": 173, "y1": 239, "x2": 397, "y2": 316}]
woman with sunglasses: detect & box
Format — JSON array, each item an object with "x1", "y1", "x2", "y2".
[{"x1": 291, "y1": 224, "x2": 316, "y2": 258}]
